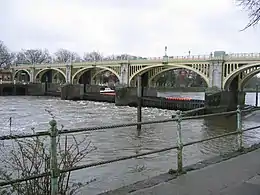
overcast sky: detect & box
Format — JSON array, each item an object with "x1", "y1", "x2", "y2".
[{"x1": 1, "y1": 0, "x2": 259, "y2": 57}]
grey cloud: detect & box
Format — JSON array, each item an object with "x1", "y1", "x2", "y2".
[
  {"x1": 76, "y1": 0, "x2": 161, "y2": 10},
  {"x1": 1, "y1": 0, "x2": 260, "y2": 57}
]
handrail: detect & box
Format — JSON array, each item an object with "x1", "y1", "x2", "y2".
[
  {"x1": 0, "y1": 108, "x2": 249, "y2": 140},
  {"x1": 1, "y1": 124, "x2": 259, "y2": 187},
  {"x1": 0, "y1": 106, "x2": 260, "y2": 194}
]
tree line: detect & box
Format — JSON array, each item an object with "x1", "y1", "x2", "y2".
[{"x1": 0, "y1": 40, "x2": 146, "y2": 68}]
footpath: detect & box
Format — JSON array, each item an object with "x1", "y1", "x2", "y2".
[{"x1": 130, "y1": 148, "x2": 260, "y2": 195}]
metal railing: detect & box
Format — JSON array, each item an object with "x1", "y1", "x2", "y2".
[
  {"x1": 12, "y1": 52, "x2": 260, "y2": 68},
  {"x1": 0, "y1": 106, "x2": 260, "y2": 194},
  {"x1": 12, "y1": 53, "x2": 260, "y2": 67}
]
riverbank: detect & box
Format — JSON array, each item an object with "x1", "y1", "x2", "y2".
[{"x1": 99, "y1": 142, "x2": 260, "y2": 195}]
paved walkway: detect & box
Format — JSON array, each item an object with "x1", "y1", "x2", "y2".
[{"x1": 130, "y1": 148, "x2": 260, "y2": 195}]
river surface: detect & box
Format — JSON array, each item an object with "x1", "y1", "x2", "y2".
[{"x1": 0, "y1": 92, "x2": 260, "y2": 194}]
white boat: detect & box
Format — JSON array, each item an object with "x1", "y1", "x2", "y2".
[{"x1": 100, "y1": 87, "x2": 115, "y2": 93}]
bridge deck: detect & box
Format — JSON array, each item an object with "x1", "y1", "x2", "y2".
[{"x1": 130, "y1": 148, "x2": 260, "y2": 195}]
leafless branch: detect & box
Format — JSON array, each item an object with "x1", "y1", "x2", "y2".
[
  {"x1": 54, "y1": 49, "x2": 81, "y2": 63},
  {"x1": 237, "y1": 0, "x2": 260, "y2": 30},
  {"x1": 15, "y1": 49, "x2": 51, "y2": 64},
  {"x1": 0, "y1": 127, "x2": 96, "y2": 194},
  {"x1": 0, "y1": 41, "x2": 15, "y2": 68}
]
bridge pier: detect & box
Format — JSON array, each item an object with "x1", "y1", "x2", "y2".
[
  {"x1": 208, "y1": 51, "x2": 225, "y2": 89},
  {"x1": 30, "y1": 66, "x2": 35, "y2": 83},
  {"x1": 66, "y1": 64, "x2": 72, "y2": 84},
  {"x1": 115, "y1": 86, "x2": 157, "y2": 106},
  {"x1": 119, "y1": 63, "x2": 130, "y2": 86},
  {"x1": 205, "y1": 89, "x2": 245, "y2": 112},
  {"x1": 61, "y1": 84, "x2": 84, "y2": 100}
]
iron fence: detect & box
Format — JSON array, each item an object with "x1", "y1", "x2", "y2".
[{"x1": 0, "y1": 105, "x2": 260, "y2": 195}]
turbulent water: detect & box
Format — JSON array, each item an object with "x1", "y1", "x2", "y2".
[{"x1": 0, "y1": 93, "x2": 260, "y2": 194}]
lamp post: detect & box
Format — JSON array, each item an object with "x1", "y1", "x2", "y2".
[{"x1": 162, "y1": 46, "x2": 168, "y2": 65}]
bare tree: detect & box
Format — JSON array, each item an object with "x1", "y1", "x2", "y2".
[
  {"x1": 0, "y1": 41, "x2": 15, "y2": 68},
  {"x1": 117, "y1": 54, "x2": 144, "y2": 60},
  {"x1": 83, "y1": 51, "x2": 103, "y2": 62},
  {"x1": 117, "y1": 54, "x2": 130, "y2": 60},
  {"x1": 103, "y1": 54, "x2": 117, "y2": 61},
  {"x1": 0, "y1": 129, "x2": 97, "y2": 194},
  {"x1": 237, "y1": 0, "x2": 260, "y2": 30},
  {"x1": 54, "y1": 49, "x2": 80, "y2": 63},
  {"x1": 15, "y1": 49, "x2": 51, "y2": 64},
  {"x1": 104, "y1": 54, "x2": 140, "y2": 61}
]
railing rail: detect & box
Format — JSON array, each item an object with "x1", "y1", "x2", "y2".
[
  {"x1": 11, "y1": 52, "x2": 260, "y2": 67},
  {"x1": 0, "y1": 106, "x2": 260, "y2": 195}
]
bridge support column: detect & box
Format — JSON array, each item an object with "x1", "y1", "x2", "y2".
[
  {"x1": 90, "y1": 70, "x2": 96, "y2": 85},
  {"x1": 205, "y1": 89, "x2": 246, "y2": 113},
  {"x1": 10, "y1": 68, "x2": 15, "y2": 83},
  {"x1": 119, "y1": 63, "x2": 130, "y2": 86},
  {"x1": 66, "y1": 64, "x2": 72, "y2": 84},
  {"x1": 115, "y1": 63, "x2": 133, "y2": 105},
  {"x1": 208, "y1": 51, "x2": 225, "y2": 89},
  {"x1": 30, "y1": 67, "x2": 35, "y2": 83}
]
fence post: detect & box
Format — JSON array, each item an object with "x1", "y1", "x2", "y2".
[
  {"x1": 176, "y1": 110, "x2": 183, "y2": 174},
  {"x1": 9, "y1": 117, "x2": 12, "y2": 135},
  {"x1": 137, "y1": 75, "x2": 142, "y2": 131},
  {"x1": 49, "y1": 120, "x2": 59, "y2": 195},
  {"x1": 256, "y1": 84, "x2": 259, "y2": 107},
  {"x1": 236, "y1": 105, "x2": 243, "y2": 150}
]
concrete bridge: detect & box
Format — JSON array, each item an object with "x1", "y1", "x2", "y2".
[{"x1": 11, "y1": 51, "x2": 260, "y2": 91}]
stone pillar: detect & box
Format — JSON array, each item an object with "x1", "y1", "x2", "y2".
[
  {"x1": 95, "y1": 77, "x2": 101, "y2": 85},
  {"x1": 27, "y1": 83, "x2": 46, "y2": 95},
  {"x1": 115, "y1": 87, "x2": 137, "y2": 106},
  {"x1": 237, "y1": 91, "x2": 246, "y2": 106},
  {"x1": 11, "y1": 67, "x2": 15, "y2": 83},
  {"x1": 90, "y1": 70, "x2": 95, "y2": 85},
  {"x1": 30, "y1": 67, "x2": 35, "y2": 83},
  {"x1": 208, "y1": 51, "x2": 226, "y2": 89},
  {"x1": 66, "y1": 64, "x2": 72, "y2": 84},
  {"x1": 61, "y1": 84, "x2": 84, "y2": 100},
  {"x1": 119, "y1": 63, "x2": 130, "y2": 86}
]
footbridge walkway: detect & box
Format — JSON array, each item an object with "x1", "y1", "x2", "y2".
[{"x1": 129, "y1": 147, "x2": 260, "y2": 195}]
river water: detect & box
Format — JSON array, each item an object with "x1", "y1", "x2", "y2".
[{"x1": 0, "y1": 93, "x2": 260, "y2": 194}]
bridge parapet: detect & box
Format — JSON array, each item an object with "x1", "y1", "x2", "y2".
[
  {"x1": 13, "y1": 52, "x2": 260, "y2": 68},
  {"x1": 227, "y1": 53, "x2": 260, "y2": 60}
]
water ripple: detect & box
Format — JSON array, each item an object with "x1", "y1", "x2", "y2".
[{"x1": 0, "y1": 93, "x2": 260, "y2": 194}]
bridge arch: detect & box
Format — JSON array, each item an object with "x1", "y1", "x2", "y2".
[
  {"x1": 91, "y1": 69, "x2": 107, "y2": 80},
  {"x1": 239, "y1": 68, "x2": 260, "y2": 90},
  {"x1": 35, "y1": 68, "x2": 66, "y2": 82},
  {"x1": 72, "y1": 66, "x2": 120, "y2": 84},
  {"x1": 52, "y1": 71, "x2": 66, "y2": 83},
  {"x1": 148, "y1": 67, "x2": 200, "y2": 86},
  {"x1": 129, "y1": 64, "x2": 210, "y2": 87},
  {"x1": 14, "y1": 69, "x2": 31, "y2": 82},
  {"x1": 223, "y1": 63, "x2": 260, "y2": 90}
]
